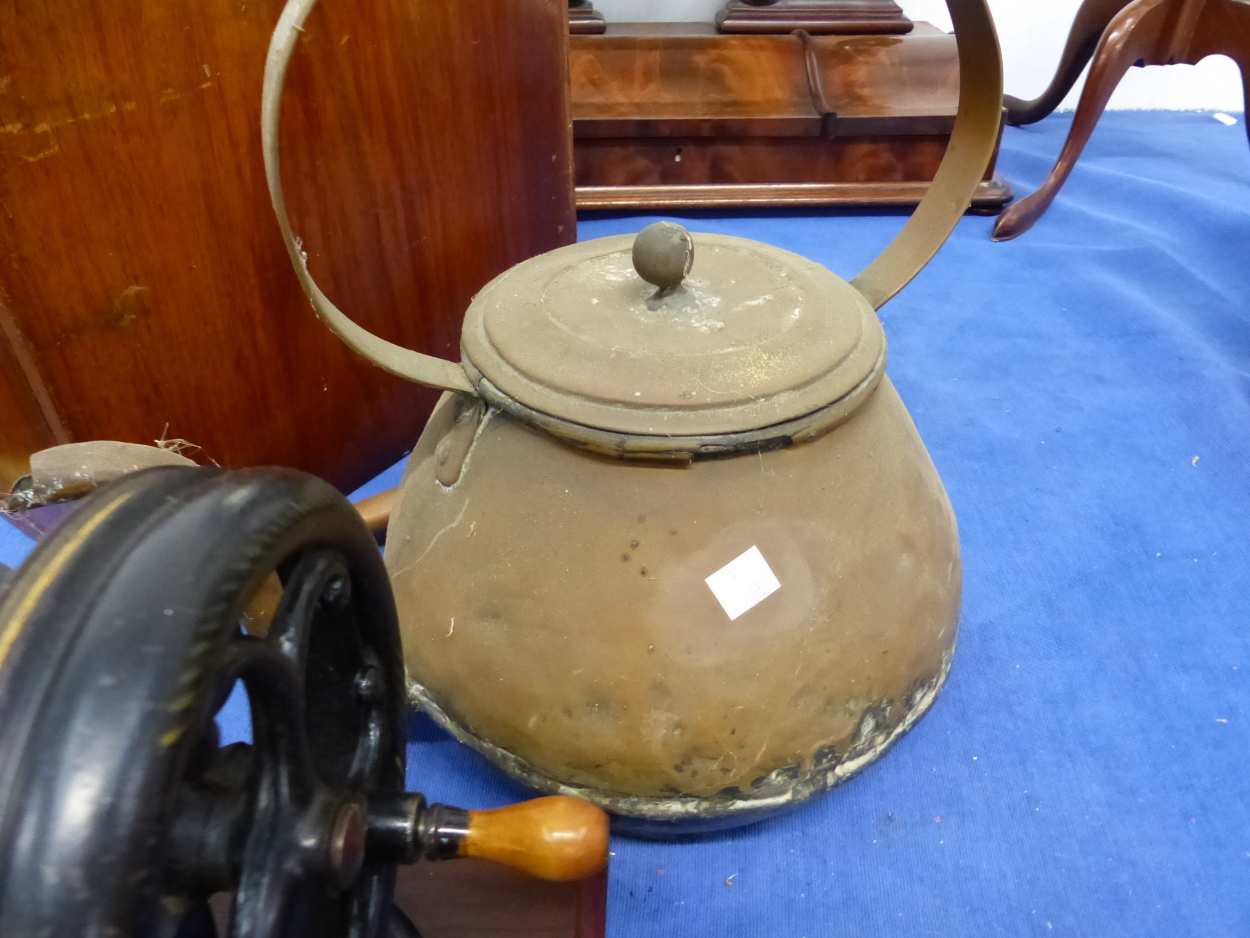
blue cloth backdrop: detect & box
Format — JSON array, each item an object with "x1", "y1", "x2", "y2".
[{"x1": 3, "y1": 111, "x2": 1248, "y2": 937}]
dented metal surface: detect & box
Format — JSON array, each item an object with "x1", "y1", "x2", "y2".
[
  {"x1": 388, "y1": 377, "x2": 962, "y2": 832},
  {"x1": 408, "y1": 653, "x2": 953, "y2": 834},
  {"x1": 433, "y1": 395, "x2": 485, "y2": 487}
]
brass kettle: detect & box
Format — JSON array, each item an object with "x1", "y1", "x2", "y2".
[{"x1": 262, "y1": 0, "x2": 1003, "y2": 835}]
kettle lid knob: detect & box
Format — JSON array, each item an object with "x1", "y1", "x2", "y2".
[{"x1": 632, "y1": 222, "x2": 693, "y2": 289}]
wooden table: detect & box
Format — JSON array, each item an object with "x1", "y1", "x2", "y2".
[{"x1": 992, "y1": 0, "x2": 1250, "y2": 239}]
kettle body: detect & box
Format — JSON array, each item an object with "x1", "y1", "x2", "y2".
[{"x1": 386, "y1": 378, "x2": 959, "y2": 833}]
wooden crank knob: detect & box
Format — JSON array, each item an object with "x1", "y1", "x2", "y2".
[
  {"x1": 367, "y1": 794, "x2": 609, "y2": 882},
  {"x1": 459, "y1": 796, "x2": 610, "y2": 881}
]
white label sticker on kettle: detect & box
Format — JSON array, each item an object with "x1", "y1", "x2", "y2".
[{"x1": 705, "y1": 546, "x2": 780, "y2": 620}]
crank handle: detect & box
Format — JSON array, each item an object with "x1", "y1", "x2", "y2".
[{"x1": 367, "y1": 793, "x2": 609, "y2": 882}]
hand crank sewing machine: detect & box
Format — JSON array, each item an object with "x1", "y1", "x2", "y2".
[{"x1": 0, "y1": 465, "x2": 608, "y2": 936}]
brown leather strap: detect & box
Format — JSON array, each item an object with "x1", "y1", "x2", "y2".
[
  {"x1": 850, "y1": 0, "x2": 1003, "y2": 309},
  {"x1": 261, "y1": 0, "x2": 1001, "y2": 389},
  {"x1": 260, "y1": 0, "x2": 474, "y2": 394}
]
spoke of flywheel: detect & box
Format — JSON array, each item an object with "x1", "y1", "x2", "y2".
[
  {"x1": 227, "y1": 638, "x2": 321, "y2": 938},
  {"x1": 268, "y1": 551, "x2": 352, "y2": 669}
]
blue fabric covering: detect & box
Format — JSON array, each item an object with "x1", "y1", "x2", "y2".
[
  {"x1": 3, "y1": 111, "x2": 1248, "y2": 936},
  {"x1": 0, "y1": 515, "x2": 34, "y2": 570}
]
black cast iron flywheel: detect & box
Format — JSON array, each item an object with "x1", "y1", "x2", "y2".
[{"x1": 0, "y1": 466, "x2": 409, "y2": 938}]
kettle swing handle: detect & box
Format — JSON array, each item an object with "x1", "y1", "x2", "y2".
[
  {"x1": 260, "y1": 0, "x2": 1002, "y2": 393},
  {"x1": 850, "y1": 1, "x2": 1003, "y2": 309},
  {"x1": 260, "y1": 0, "x2": 475, "y2": 395}
]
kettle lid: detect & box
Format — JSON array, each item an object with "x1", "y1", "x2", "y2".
[{"x1": 460, "y1": 223, "x2": 885, "y2": 439}]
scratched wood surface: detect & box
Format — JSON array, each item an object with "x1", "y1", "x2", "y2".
[{"x1": 0, "y1": 0, "x2": 574, "y2": 493}]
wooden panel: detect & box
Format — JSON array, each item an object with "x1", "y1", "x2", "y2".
[
  {"x1": 576, "y1": 175, "x2": 1013, "y2": 211},
  {"x1": 813, "y1": 33, "x2": 960, "y2": 118},
  {"x1": 569, "y1": 21, "x2": 1009, "y2": 211},
  {"x1": 395, "y1": 859, "x2": 607, "y2": 938},
  {"x1": 570, "y1": 24, "x2": 821, "y2": 138},
  {"x1": 0, "y1": 304, "x2": 61, "y2": 486},
  {"x1": 0, "y1": 0, "x2": 574, "y2": 493},
  {"x1": 716, "y1": 0, "x2": 913, "y2": 35},
  {"x1": 575, "y1": 134, "x2": 955, "y2": 186},
  {"x1": 568, "y1": 1, "x2": 606, "y2": 34},
  {"x1": 569, "y1": 22, "x2": 952, "y2": 138}
]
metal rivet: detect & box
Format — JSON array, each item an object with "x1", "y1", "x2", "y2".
[
  {"x1": 325, "y1": 802, "x2": 366, "y2": 890},
  {"x1": 321, "y1": 575, "x2": 350, "y2": 610},
  {"x1": 354, "y1": 665, "x2": 383, "y2": 704}
]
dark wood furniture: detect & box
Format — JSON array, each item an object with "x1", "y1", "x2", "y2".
[
  {"x1": 569, "y1": 0, "x2": 606, "y2": 34},
  {"x1": 396, "y1": 861, "x2": 607, "y2": 938},
  {"x1": 993, "y1": 0, "x2": 1250, "y2": 239},
  {"x1": 716, "y1": 0, "x2": 914, "y2": 35},
  {"x1": 570, "y1": 23, "x2": 1010, "y2": 210},
  {"x1": 0, "y1": 0, "x2": 574, "y2": 493}
]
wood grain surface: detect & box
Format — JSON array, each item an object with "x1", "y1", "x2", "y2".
[
  {"x1": 569, "y1": 22, "x2": 1007, "y2": 210},
  {"x1": 462, "y1": 796, "x2": 609, "y2": 883},
  {"x1": 395, "y1": 859, "x2": 607, "y2": 938},
  {"x1": 0, "y1": 0, "x2": 574, "y2": 492},
  {"x1": 716, "y1": 0, "x2": 914, "y2": 35}
]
